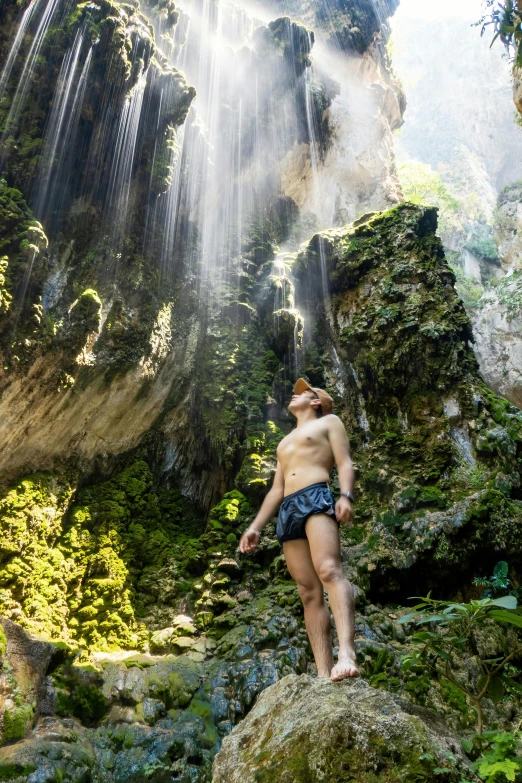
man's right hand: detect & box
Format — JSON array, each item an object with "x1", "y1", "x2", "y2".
[{"x1": 239, "y1": 528, "x2": 260, "y2": 554}]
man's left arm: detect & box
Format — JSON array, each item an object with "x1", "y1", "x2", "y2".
[{"x1": 327, "y1": 415, "x2": 355, "y2": 525}]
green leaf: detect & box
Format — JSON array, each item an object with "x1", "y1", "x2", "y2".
[
  {"x1": 478, "y1": 674, "x2": 489, "y2": 694},
  {"x1": 443, "y1": 604, "x2": 469, "y2": 614},
  {"x1": 490, "y1": 595, "x2": 517, "y2": 610},
  {"x1": 398, "y1": 611, "x2": 421, "y2": 625},
  {"x1": 446, "y1": 636, "x2": 469, "y2": 645},
  {"x1": 493, "y1": 561, "x2": 509, "y2": 579},
  {"x1": 498, "y1": 673, "x2": 522, "y2": 694},
  {"x1": 461, "y1": 738, "x2": 473, "y2": 755},
  {"x1": 431, "y1": 646, "x2": 452, "y2": 662},
  {"x1": 489, "y1": 610, "x2": 522, "y2": 628},
  {"x1": 488, "y1": 675, "x2": 504, "y2": 705},
  {"x1": 478, "y1": 759, "x2": 519, "y2": 781},
  {"x1": 416, "y1": 614, "x2": 446, "y2": 625},
  {"x1": 412, "y1": 631, "x2": 439, "y2": 641}
]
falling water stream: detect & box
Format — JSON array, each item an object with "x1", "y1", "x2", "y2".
[
  {"x1": 33, "y1": 27, "x2": 92, "y2": 224},
  {"x1": 0, "y1": 0, "x2": 398, "y2": 377}
]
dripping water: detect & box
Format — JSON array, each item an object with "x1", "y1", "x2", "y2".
[
  {"x1": 33, "y1": 27, "x2": 92, "y2": 224},
  {"x1": 0, "y1": 0, "x2": 42, "y2": 104}
]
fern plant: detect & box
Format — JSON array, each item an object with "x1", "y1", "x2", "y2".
[{"x1": 400, "y1": 595, "x2": 522, "y2": 734}]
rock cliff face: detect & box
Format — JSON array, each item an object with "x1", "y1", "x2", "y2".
[
  {"x1": 1, "y1": 205, "x2": 522, "y2": 780},
  {"x1": 1, "y1": 0, "x2": 522, "y2": 780},
  {"x1": 471, "y1": 183, "x2": 522, "y2": 408},
  {"x1": 392, "y1": 11, "x2": 522, "y2": 410},
  {"x1": 0, "y1": 0, "x2": 404, "y2": 501}
]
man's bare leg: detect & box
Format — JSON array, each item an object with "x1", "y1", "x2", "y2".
[
  {"x1": 306, "y1": 514, "x2": 359, "y2": 681},
  {"x1": 283, "y1": 539, "x2": 334, "y2": 677}
]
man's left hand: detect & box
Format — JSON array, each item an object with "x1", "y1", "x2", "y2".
[{"x1": 335, "y1": 496, "x2": 353, "y2": 525}]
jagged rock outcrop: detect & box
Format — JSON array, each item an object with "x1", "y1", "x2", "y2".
[
  {"x1": 273, "y1": 0, "x2": 400, "y2": 55},
  {"x1": 0, "y1": 619, "x2": 65, "y2": 744},
  {"x1": 212, "y1": 674, "x2": 474, "y2": 782},
  {"x1": 295, "y1": 204, "x2": 522, "y2": 597},
  {"x1": 471, "y1": 295, "x2": 522, "y2": 408}
]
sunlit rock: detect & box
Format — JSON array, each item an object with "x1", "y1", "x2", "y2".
[{"x1": 213, "y1": 674, "x2": 473, "y2": 783}]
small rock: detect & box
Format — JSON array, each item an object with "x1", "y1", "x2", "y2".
[
  {"x1": 217, "y1": 558, "x2": 241, "y2": 575},
  {"x1": 106, "y1": 705, "x2": 137, "y2": 724},
  {"x1": 141, "y1": 697, "x2": 165, "y2": 725},
  {"x1": 171, "y1": 636, "x2": 196, "y2": 652}
]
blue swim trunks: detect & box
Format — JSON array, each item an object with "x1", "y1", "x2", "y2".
[{"x1": 276, "y1": 482, "x2": 337, "y2": 544}]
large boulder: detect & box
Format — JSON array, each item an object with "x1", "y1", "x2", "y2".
[{"x1": 212, "y1": 674, "x2": 473, "y2": 783}]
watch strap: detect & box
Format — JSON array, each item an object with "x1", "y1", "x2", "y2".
[{"x1": 341, "y1": 491, "x2": 355, "y2": 503}]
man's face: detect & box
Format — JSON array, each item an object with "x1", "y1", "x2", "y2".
[{"x1": 288, "y1": 389, "x2": 320, "y2": 416}]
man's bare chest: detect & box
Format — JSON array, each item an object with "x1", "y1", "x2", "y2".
[{"x1": 277, "y1": 425, "x2": 329, "y2": 459}]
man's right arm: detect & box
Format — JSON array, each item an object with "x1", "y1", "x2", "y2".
[{"x1": 238, "y1": 461, "x2": 285, "y2": 553}]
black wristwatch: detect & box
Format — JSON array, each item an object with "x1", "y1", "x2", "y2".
[{"x1": 341, "y1": 491, "x2": 355, "y2": 503}]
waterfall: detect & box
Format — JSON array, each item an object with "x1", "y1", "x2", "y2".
[
  {"x1": 0, "y1": 0, "x2": 42, "y2": 103},
  {"x1": 0, "y1": 0, "x2": 63, "y2": 152},
  {"x1": 33, "y1": 27, "x2": 92, "y2": 224},
  {"x1": 304, "y1": 64, "x2": 330, "y2": 302},
  {"x1": 105, "y1": 72, "x2": 148, "y2": 240},
  {"x1": 0, "y1": 0, "x2": 402, "y2": 373}
]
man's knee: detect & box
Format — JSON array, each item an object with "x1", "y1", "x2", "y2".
[
  {"x1": 296, "y1": 582, "x2": 324, "y2": 607},
  {"x1": 315, "y1": 558, "x2": 344, "y2": 586}
]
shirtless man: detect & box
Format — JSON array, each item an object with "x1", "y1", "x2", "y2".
[{"x1": 239, "y1": 378, "x2": 359, "y2": 681}]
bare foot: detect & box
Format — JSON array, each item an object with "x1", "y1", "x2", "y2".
[{"x1": 330, "y1": 657, "x2": 359, "y2": 681}]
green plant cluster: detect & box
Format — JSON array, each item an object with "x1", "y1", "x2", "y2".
[
  {"x1": 478, "y1": 0, "x2": 522, "y2": 67},
  {"x1": 0, "y1": 461, "x2": 209, "y2": 648},
  {"x1": 474, "y1": 561, "x2": 522, "y2": 601},
  {"x1": 400, "y1": 595, "x2": 522, "y2": 734},
  {"x1": 483, "y1": 272, "x2": 522, "y2": 321},
  {"x1": 0, "y1": 181, "x2": 50, "y2": 359}
]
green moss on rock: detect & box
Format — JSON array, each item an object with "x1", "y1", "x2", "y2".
[{"x1": 295, "y1": 204, "x2": 522, "y2": 596}]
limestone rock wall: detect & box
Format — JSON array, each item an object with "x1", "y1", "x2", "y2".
[
  {"x1": 0, "y1": 0, "x2": 404, "y2": 508},
  {"x1": 471, "y1": 182, "x2": 522, "y2": 408}
]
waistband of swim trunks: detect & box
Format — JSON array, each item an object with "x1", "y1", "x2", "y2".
[{"x1": 282, "y1": 482, "x2": 330, "y2": 502}]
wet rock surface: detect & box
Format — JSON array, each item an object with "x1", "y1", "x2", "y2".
[{"x1": 0, "y1": 647, "x2": 309, "y2": 782}]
